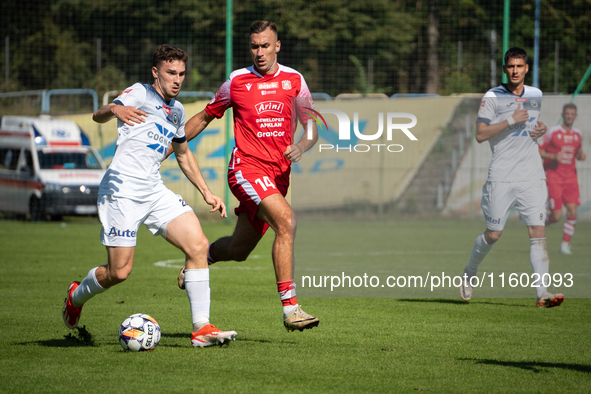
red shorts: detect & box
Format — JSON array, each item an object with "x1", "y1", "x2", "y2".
[
  {"x1": 546, "y1": 172, "x2": 580, "y2": 211},
  {"x1": 227, "y1": 151, "x2": 289, "y2": 235}
]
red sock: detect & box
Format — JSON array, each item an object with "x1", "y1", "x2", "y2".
[
  {"x1": 563, "y1": 215, "x2": 576, "y2": 243},
  {"x1": 277, "y1": 280, "x2": 297, "y2": 306}
]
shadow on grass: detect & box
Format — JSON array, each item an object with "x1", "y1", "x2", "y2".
[
  {"x1": 19, "y1": 326, "x2": 97, "y2": 347},
  {"x1": 461, "y1": 358, "x2": 591, "y2": 373},
  {"x1": 398, "y1": 298, "x2": 530, "y2": 307},
  {"x1": 161, "y1": 333, "x2": 287, "y2": 345}
]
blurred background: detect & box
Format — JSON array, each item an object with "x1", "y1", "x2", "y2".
[{"x1": 0, "y1": 0, "x2": 590, "y2": 221}]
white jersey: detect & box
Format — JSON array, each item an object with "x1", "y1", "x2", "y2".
[
  {"x1": 477, "y1": 84, "x2": 545, "y2": 182},
  {"x1": 99, "y1": 83, "x2": 186, "y2": 198}
]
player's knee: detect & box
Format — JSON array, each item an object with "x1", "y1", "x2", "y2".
[
  {"x1": 551, "y1": 210, "x2": 562, "y2": 222},
  {"x1": 185, "y1": 236, "x2": 209, "y2": 259},
  {"x1": 484, "y1": 230, "x2": 502, "y2": 244},
  {"x1": 109, "y1": 267, "x2": 132, "y2": 285}
]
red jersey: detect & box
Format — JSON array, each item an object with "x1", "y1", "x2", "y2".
[
  {"x1": 205, "y1": 64, "x2": 314, "y2": 174},
  {"x1": 539, "y1": 124, "x2": 582, "y2": 178}
]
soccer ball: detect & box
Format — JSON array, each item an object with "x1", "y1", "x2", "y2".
[{"x1": 119, "y1": 313, "x2": 161, "y2": 352}]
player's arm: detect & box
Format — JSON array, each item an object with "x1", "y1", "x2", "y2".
[
  {"x1": 164, "y1": 109, "x2": 215, "y2": 159},
  {"x1": 172, "y1": 140, "x2": 226, "y2": 218},
  {"x1": 93, "y1": 103, "x2": 147, "y2": 126},
  {"x1": 576, "y1": 148, "x2": 586, "y2": 161},
  {"x1": 284, "y1": 122, "x2": 318, "y2": 162},
  {"x1": 539, "y1": 148, "x2": 563, "y2": 161},
  {"x1": 475, "y1": 104, "x2": 529, "y2": 143}
]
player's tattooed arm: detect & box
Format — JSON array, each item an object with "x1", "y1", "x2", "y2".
[
  {"x1": 93, "y1": 103, "x2": 147, "y2": 126},
  {"x1": 284, "y1": 122, "x2": 319, "y2": 162},
  {"x1": 172, "y1": 140, "x2": 227, "y2": 218}
]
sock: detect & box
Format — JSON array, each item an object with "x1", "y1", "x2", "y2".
[
  {"x1": 71, "y1": 267, "x2": 107, "y2": 307},
  {"x1": 562, "y1": 216, "x2": 576, "y2": 243},
  {"x1": 277, "y1": 280, "x2": 298, "y2": 317},
  {"x1": 185, "y1": 269, "x2": 210, "y2": 332},
  {"x1": 465, "y1": 233, "x2": 492, "y2": 277},
  {"x1": 530, "y1": 238, "x2": 549, "y2": 298},
  {"x1": 207, "y1": 243, "x2": 217, "y2": 265}
]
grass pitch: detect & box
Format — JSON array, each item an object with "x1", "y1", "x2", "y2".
[{"x1": 0, "y1": 218, "x2": 589, "y2": 393}]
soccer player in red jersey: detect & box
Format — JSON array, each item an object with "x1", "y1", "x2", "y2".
[
  {"x1": 170, "y1": 21, "x2": 319, "y2": 331},
  {"x1": 539, "y1": 103, "x2": 586, "y2": 254}
]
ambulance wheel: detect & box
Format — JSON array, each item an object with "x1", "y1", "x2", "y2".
[{"x1": 30, "y1": 197, "x2": 46, "y2": 221}]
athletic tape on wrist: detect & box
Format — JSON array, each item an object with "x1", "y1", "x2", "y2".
[{"x1": 507, "y1": 116, "x2": 515, "y2": 126}]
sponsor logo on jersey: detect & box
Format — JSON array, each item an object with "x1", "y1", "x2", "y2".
[
  {"x1": 484, "y1": 214, "x2": 501, "y2": 225},
  {"x1": 282, "y1": 80, "x2": 292, "y2": 90},
  {"x1": 146, "y1": 123, "x2": 175, "y2": 155},
  {"x1": 481, "y1": 100, "x2": 486, "y2": 108},
  {"x1": 261, "y1": 90, "x2": 276, "y2": 95},
  {"x1": 515, "y1": 98, "x2": 528, "y2": 102},
  {"x1": 255, "y1": 101, "x2": 284, "y2": 115},
  {"x1": 258, "y1": 82, "x2": 278, "y2": 90},
  {"x1": 108, "y1": 227, "x2": 137, "y2": 237},
  {"x1": 246, "y1": 83, "x2": 252, "y2": 91},
  {"x1": 156, "y1": 104, "x2": 172, "y2": 114}
]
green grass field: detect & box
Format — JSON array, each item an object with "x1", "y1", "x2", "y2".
[{"x1": 0, "y1": 218, "x2": 589, "y2": 393}]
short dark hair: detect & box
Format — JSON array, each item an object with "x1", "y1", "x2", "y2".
[
  {"x1": 152, "y1": 44, "x2": 188, "y2": 68},
  {"x1": 250, "y1": 21, "x2": 278, "y2": 37},
  {"x1": 504, "y1": 47, "x2": 528, "y2": 65},
  {"x1": 563, "y1": 103, "x2": 577, "y2": 113}
]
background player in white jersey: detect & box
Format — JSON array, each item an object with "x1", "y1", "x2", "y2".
[
  {"x1": 459, "y1": 47, "x2": 564, "y2": 308},
  {"x1": 168, "y1": 21, "x2": 319, "y2": 332},
  {"x1": 539, "y1": 103, "x2": 586, "y2": 254},
  {"x1": 62, "y1": 44, "x2": 237, "y2": 347}
]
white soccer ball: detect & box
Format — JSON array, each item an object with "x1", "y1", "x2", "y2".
[{"x1": 119, "y1": 313, "x2": 161, "y2": 352}]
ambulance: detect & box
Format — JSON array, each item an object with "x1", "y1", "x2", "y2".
[{"x1": 0, "y1": 115, "x2": 106, "y2": 220}]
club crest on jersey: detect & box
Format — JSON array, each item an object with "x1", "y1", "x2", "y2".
[
  {"x1": 282, "y1": 80, "x2": 292, "y2": 90},
  {"x1": 531, "y1": 99, "x2": 539, "y2": 108},
  {"x1": 246, "y1": 83, "x2": 252, "y2": 91},
  {"x1": 255, "y1": 101, "x2": 284, "y2": 115}
]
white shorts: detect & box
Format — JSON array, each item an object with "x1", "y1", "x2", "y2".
[
  {"x1": 481, "y1": 179, "x2": 547, "y2": 231},
  {"x1": 98, "y1": 186, "x2": 193, "y2": 247}
]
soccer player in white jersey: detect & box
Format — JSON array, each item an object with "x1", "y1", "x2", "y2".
[
  {"x1": 169, "y1": 21, "x2": 320, "y2": 332},
  {"x1": 459, "y1": 47, "x2": 564, "y2": 308},
  {"x1": 62, "y1": 44, "x2": 238, "y2": 347}
]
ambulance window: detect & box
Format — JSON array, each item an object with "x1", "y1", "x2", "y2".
[
  {"x1": 0, "y1": 148, "x2": 20, "y2": 171},
  {"x1": 21, "y1": 150, "x2": 34, "y2": 173}
]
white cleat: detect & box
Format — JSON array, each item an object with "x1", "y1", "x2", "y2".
[
  {"x1": 559, "y1": 243, "x2": 572, "y2": 255},
  {"x1": 284, "y1": 305, "x2": 319, "y2": 332},
  {"x1": 459, "y1": 268, "x2": 474, "y2": 301}
]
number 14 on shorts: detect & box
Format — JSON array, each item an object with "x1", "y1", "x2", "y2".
[{"x1": 255, "y1": 176, "x2": 276, "y2": 191}]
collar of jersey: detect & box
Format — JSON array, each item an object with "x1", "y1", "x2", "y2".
[
  {"x1": 146, "y1": 83, "x2": 176, "y2": 106},
  {"x1": 249, "y1": 63, "x2": 282, "y2": 78},
  {"x1": 500, "y1": 83, "x2": 525, "y2": 97}
]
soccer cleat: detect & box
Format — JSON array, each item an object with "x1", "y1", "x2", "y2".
[
  {"x1": 191, "y1": 324, "x2": 237, "y2": 347},
  {"x1": 459, "y1": 268, "x2": 474, "y2": 301},
  {"x1": 178, "y1": 268, "x2": 185, "y2": 290},
  {"x1": 62, "y1": 281, "x2": 83, "y2": 329},
  {"x1": 536, "y1": 293, "x2": 565, "y2": 308},
  {"x1": 559, "y1": 243, "x2": 572, "y2": 255},
  {"x1": 284, "y1": 305, "x2": 320, "y2": 332}
]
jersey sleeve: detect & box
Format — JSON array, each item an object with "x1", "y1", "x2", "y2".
[
  {"x1": 172, "y1": 104, "x2": 187, "y2": 143},
  {"x1": 476, "y1": 92, "x2": 496, "y2": 125},
  {"x1": 113, "y1": 83, "x2": 146, "y2": 108},
  {"x1": 205, "y1": 79, "x2": 232, "y2": 119},
  {"x1": 295, "y1": 75, "x2": 315, "y2": 126}
]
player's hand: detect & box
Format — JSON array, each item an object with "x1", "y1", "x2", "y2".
[
  {"x1": 203, "y1": 192, "x2": 227, "y2": 218},
  {"x1": 511, "y1": 104, "x2": 529, "y2": 124},
  {"x1": 284, "y1": 144, "x2": 304, "y2": 162},
  {"x1": 576, "y1": 150, "x2": 586, "y2": 161},
  {"x1": 555, "y1": 151, "x2": 564, "y2": 161},
  {"x1": 111, "y1": 105, "x2": 148, "y2": 126},
  {"x1": 530, "y1": 120, "x2": 547, "y2": 140}
]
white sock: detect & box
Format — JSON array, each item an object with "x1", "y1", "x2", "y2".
[
  {"x1": 283, "y1": 304, "x2": 298, "y2": 318},
  {"x1": 71, "y1": 267, "x2": 107, "y2": 307},
  {"x1": 465, "y1": 233, "x2": 492, "y2": 277},
  {"x1": 530, "y1": 238, "x2": 549, "y2": 298},
  {"x1": 185, "y1": 269, "x2": 210, "y2": 332}
]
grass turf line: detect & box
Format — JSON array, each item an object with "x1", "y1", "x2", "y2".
[{"x1": 0, "y1": 218, "x2": 589, "y2": 393}]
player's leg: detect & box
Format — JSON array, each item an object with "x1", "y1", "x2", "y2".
[
  {"x1": 560, "y1": 203, "x2": 577, "y2": 254},
  {"x1": 546, "y1": 179, "x2": 564, "y2": 225},
  {"x1": 460, "y1": 181, "x2": 512, "y2": 301},
  {"x1": 209, "y1": 212, "x2": 263, "y2": 263},
  {"x1": 256, "y1": 193, "x2": 319, "y2": 331},
  {"x1": 518, "y1": 179, "x2": 563, "y2": 307},
  {"x1": 63, "y1": 195, "x2": 142, "y2": 329},
  {"x1": 150, "y1": 192, "x2": 236, "y2": 347}
]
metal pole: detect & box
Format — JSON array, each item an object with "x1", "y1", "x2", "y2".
[
  {"x1": 5, "y1": 36, "x2": 8, "y2": 90},
  {"x1": 458, "y1": 41, "x2": 462, "y2": 71},
  {"x1": 554, "y1": 41, "x2": 559, "y2": 93},
  {"x1": 533, "y1": 0, "x2": 540, "y2": 88},
  {"x1": 224, "y1": 0, "x2": 233, "y2": 220},
  {"x1": 502, "y1": 0, "x2": 510, "y2": 84},
  {"x1": 490, "y1": 30, "x2": 497, "y2": 87}
]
